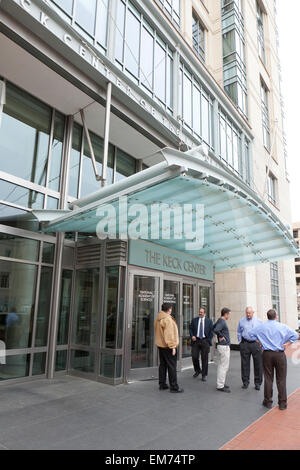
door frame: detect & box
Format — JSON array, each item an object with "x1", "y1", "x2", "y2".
[
  {"x1": 125, "y1": 266, "x2": 214, "y2": 382},
  {"x1": 125, "y1": 267, "x2": 161, "y2": 382}
]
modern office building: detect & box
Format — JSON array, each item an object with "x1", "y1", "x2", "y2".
[
  {"x1": 293, "y1": 223, "x2": 300, "y2": 315},
  {"x1": 0, "y1": 0, "x2": 298, "y2": 385}
]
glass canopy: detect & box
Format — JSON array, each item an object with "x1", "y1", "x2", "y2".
[{"x1": 33, "y1": 147, "x2": 299, "y2": 272}]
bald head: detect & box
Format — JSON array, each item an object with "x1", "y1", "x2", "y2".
[{"x1": 245, "y1": 307, "x2": 254, "y2": 320}]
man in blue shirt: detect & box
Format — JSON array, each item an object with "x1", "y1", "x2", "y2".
[
  {"x1": 250, "y1": 309, "x2": 300, "y2": 410},
  {"x1": 237, "y1": 307, "x2": 263, "y2": 390}
]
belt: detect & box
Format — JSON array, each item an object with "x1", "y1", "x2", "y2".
[
  {"x1": 263, "y1": 349, "x2": 283, "y2": 353},
  {"x1": 242, "y1": 338, "x2": 256, "y2": 343}
]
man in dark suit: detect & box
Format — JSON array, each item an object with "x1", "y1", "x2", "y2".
[{"x1": 189, "y1": 307, "x2": 214, "y2": 381}]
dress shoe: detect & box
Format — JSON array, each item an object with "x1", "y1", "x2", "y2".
[
  {"x1": 262, "y1": 400, "x2": 272, "y2": 409},
  {"x1": 255, "y1": 385, "x2": 261, "y2": 391},
  {"x1": 224, "y1": 385, "x2": 230, "y2": 389},
  {"x1": 193, "y1": 372, "x2": 200, "y2": 378},
  {"x1": 170, "y1": 388, "x2": 184, "y2": 393},
  {"x1": 242, "y1": 384, "x2": 249, "y2": 389},
  {"x1": 279, "y1": 404, "x2": 287, "y2": 411},
  {"x1": 217, "y1": 387, "x2": 231, "y2": 393},
  {"x1": 159, "y1": 384, "x2": 169, "y2": 390},
  {"x1": 202, "y1": 376, "x2": 207, "y2": 382}
]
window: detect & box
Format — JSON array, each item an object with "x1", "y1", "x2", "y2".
[
  {"x1": 219, "y1": 109, "x2": 245, "y2": 177},
  {"x1": 261, "y1": 80, "x2": 270, "y2": 150},
  {"x1": 179, "y1": 62, "x2": 214, "y2": 148},
  {"x1": 293, "y1": 230, "x2": 299, "y2": 239},
  {"x1": 192, "y1": 13, "x2": 205, "y2": 62},
  {"x1": 115, "y1": 0, "x2": 174, "y2": 112},
  {"x1": 221, "y1": 0, "x2": 248, "y2": 117},
  {"x1": 154, "y1": 0, "x2": 180, "y2": 26},
  {"x1": 270, "y1": 262, "x2": 280, "y2": 318},
  {"x1": 267, "y1": 172, "x2": 277, "y2": 205},
  {"x1": 50, "y1": 0, "x2": 109, "y2": 53},
  {"x1": 256, "y1": 1, "x2": 265, "y2": 63},
  {"x1": 68, "y1": 122, "x2": 137, "y2": 198}
]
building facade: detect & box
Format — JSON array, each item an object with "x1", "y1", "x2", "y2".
[
  {"x1": 293, "y1": 223, "x2": 300, "y2": 316},
  {"x1": 0, "y1": 0, "x2": 297, "y2": 385}
]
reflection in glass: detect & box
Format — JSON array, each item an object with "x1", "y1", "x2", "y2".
[
  {"x1": 182, "y1": 284, "x2": 194, "y2": 358},
  {"x1": 52, "y1": 0, "x2": 73, "y2": 15},
  {"x1": 35, "y1": 267, "x2": 53, "y2": 347},
  {"x1": 68, "y1": 122, "x2": 82, "y2": 198},
  {"x1": 70, "y1": 349, "x2": 95, "y2": 373},
  {"x1": 0, "y1": 233, "x2": 39, "y2": 262},
  {"x1": 125, "y1": 9, "x2": 140, "y2": 77},
  {"x1": 0, "y1": 354, "x2": 30, "y2": 380},
  {"x1": 57, "y1": 270, "x2": 72, "y2": 345},
  {"x1": 72, "y1": 268, "x2": 99, "y2": 346},
  {"x1": 32, "y1": 352, "x2": 47, "y2": 375},
  {"x1": 100, "y1": 353, "x2": 115, "y2": 378},
  {"x1": 154, "y1": 41, "x2": 166, "y2": 103},
  {"x1": 76, "y1": 0, "x2": 97, "y2": 35},
  {"x1": 96, "y1": 0, "x2": 109, "y2": 47},
  {"x1": 199, "y1": 286, "x2": 210, "y2": 317},
  {"x1": 49, "y1": 111, "x2": 65, "y2": 191},
  {"x1": 0, "y1": 260, "x2": 37, "y2": 349},
  {"x1": 0, "y1": 82, "x2": 51, "y2": 186},
  {"x1": 0, "y1": 179, "x2": 44, "y2": 210},
  {"x1": 131, "y1": 276, "x2": 158, "y2": 369},
  {"x1": 55, "y1": 349, "x2": 67, "y2": 371},
  {"x1": 80, "y1": 132, "x2": 113, "y2": 197},
  {"x1": 115, "y1": 149, "x2": 136, "y2": 182},
  {"x1": 42, "y1": 242, "x2": 55, "y2": 264},
  {"x1": 103, "y1": 267, "x2": 118, "y2": 348}
]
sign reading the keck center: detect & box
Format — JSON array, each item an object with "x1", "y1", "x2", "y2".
[{"x1": 128, "y1": 240, "x2": 214, "y2": 281}]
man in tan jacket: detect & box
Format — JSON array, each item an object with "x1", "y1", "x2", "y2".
[{"x1": 154, "y1": 303, "x2": 184, "y2": 393}]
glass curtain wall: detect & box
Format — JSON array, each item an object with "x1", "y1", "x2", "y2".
[
  {"x1": 115, "y1": 0, "x2": 173, "y2": 112},
  {"x1": 0, "y1": 233, "x2": 55, "y2": 380},
  {"x1": 179, "y1": 62, "x2": 214, "y2": 150},
  {"x1": 67, "y1": 122, "x2": 138, "y2": 199},
  {"x1": 50, "y1": 0, "x2": 109, "y2": 55}
]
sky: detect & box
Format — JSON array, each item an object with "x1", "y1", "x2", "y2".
[{"x1": 276, "y1": 1, "x2": 300, "y2": 223}]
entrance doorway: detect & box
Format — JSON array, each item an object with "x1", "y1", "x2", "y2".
[{"x1": 125, "y1": 267, "x2": 213, "y2": 382}]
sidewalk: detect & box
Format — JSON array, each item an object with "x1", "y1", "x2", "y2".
[
  {"x1": 221, "y1": 342, "x2": 300, "y2": 450},
  {"x1": 0, "y1": 346, "x2": 299, "y2": 450}
]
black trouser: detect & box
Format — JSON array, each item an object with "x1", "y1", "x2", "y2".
[
  {"x1": 240, "y1": 339, "x2": 263, "y2": 386},
  {"x1": 262, "y1": 350, "x2": 287, "y2": 407},
  {"x1": 191, "y1": 338, "x2": 210, "y2": 377},
  {"x1": 158, "y1": 347, "x2": 179, "y2": 391}
]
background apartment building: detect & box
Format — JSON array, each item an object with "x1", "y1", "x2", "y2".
[{"x1": 0, "y1": 0, "x2": 297, "y2": 384}]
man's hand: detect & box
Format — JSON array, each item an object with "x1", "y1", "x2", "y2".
[
  {"x1": 192, "y1": 336, "x2": 196, "y2": 342},
  {"x1": 219, "y1": 337, "x2": 225, "y2": 342},
  {"x1": 172, "y1": 348, "x2": 176, "y2": 356}
]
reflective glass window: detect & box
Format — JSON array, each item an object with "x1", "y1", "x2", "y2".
[
  {"x1": 0, "y1": 179, "x2": 44, "y2": 211},
  {"x1": 48, "y1": 111, "x2": 65, "y2": 191},
  {"x1": 32, "y1": 352, "x2": 47, "y2": 376},
  {"x1": 68, "y1": 122, "x2": 82, "y2": 198},
  {"x1": 0, "y1": 260, "x2": 37, "y2": 349},
  {"x1": 102, "y1": 267, "x2": 119, "y2": 349},
  {"x1": 57, "y1": 270, "x2": 72, "y2": 345},
  {"x1": 35, "y1": 266, "x2": 53, "y2": 347},
  {"x1": 0, "y1": 233, "x2": 39, "y2": 262},
  {"x1": 70, "y1": 349, "x2": 95, "y2": 373},
  {"x1": 75, "y1": 0, "x2": 97, "y2": 35},
  {"x1": 115, "y1": 149, "x2": 136, "y2": 182},
  {"x1": 0, "y1": 82, "x2": 51, "y2": 186},
  {"x1": 0, "y1": 354, "x2": 30, "y2": 380}
]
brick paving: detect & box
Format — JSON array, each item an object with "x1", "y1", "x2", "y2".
[{"x1": 221, "y1": 343, "x2": 300, "y2": 450}]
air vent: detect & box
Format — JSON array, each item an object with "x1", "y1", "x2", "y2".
[
  {"x1": 76, "y1": 244, "x2": 101, "y2": 265},
  {"x1": 105, "y1": 241, "x2": 127, "y2": 264}
]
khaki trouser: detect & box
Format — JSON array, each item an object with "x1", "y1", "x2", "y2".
[{"x1": 217, "y1": 345, "x2": 230, "y2": 389}]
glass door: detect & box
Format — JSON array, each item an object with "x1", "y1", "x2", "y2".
[
  {"x1": 182, "y1": 283, "x2": 195, "y2": 358},
  {"x1": 199, "y1": 285, "x2": 211, "y2": 317},
  {"x1": 127, "y1": 272, "x2": 160, "y2": 381}
]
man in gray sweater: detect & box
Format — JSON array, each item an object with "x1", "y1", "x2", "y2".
[{"x1": 213, "y1": 308, "x2": 231, "y2": 393}]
